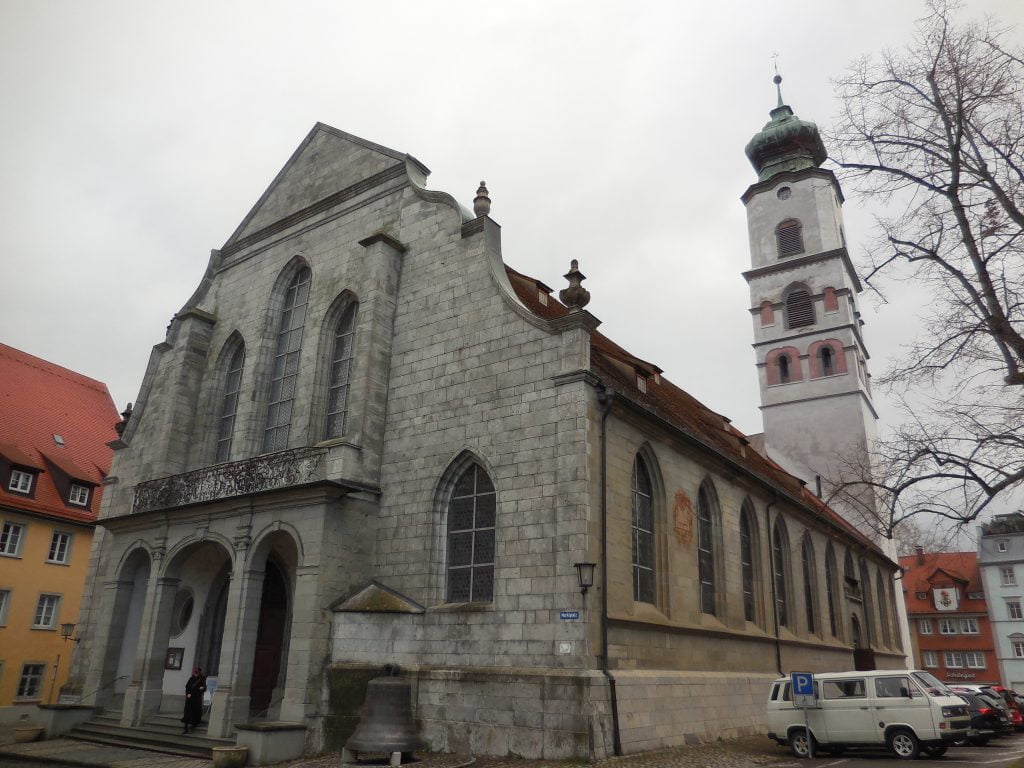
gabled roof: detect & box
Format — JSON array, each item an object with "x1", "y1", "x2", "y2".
[
  {"x1": 0, "y1": 344, "x2": 118, "y2": 523},
  {"x1": 504, "y1": 268, "x2": 884, "y2": 557},
  {"x1": 899, "y1": 551, "x2": 986, "y2": 614}
]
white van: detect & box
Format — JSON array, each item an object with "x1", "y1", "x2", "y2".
[{"x1": 766, "y1": 670, "x2": 971, "y2": 759}]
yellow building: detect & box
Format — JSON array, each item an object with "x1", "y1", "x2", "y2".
[{"x1": 0, "y1": 344, "x2": 117, "y2": 720}]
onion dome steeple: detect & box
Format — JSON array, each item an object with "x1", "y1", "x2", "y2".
[{"x1": 744, "y1": 75, "x2": 828, "y2": 182}]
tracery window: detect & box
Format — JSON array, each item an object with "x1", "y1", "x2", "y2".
[
  {"x1": 877, "y1": 569, "x2": 892, "y2": 646},
  {"x1": 802, "y1": 534, "x2": 817, "y2": 635},
  {"x1": 825, "y1": 544, "x2": 840, "y2": 638},
  {"x1": 632, "y1": 456, "x2": 655, "y2": 604},
  {"x1": 697, "y1": 481, "x2": 719, "y2": 616},
  {"x1": 324, "y1": 302, "x2": 358, "y2": 439},
  {"x1": 740, "y1": 501, "x2": 759, "y2": 624},
  {"x1": 263, "y1": 267, "x2": 311, "y2": 453},
  {"x1": 446, "y1": 463, "x2": 496, "y2": 603},
  {"x1": 772, "y1": 519, "x2": 791, "y2": 628},
  {"x1": 216, "y1": 344, "x2": 245, "y2": 463}
]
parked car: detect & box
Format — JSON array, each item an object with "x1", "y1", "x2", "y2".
[
  {"x1": 981, "y1": 686, "x2": 1024, "y2": 730},
  {"x1": 767, "y1": 670, "x2": 971, "y2": 759},
  {"x1": 952, "y1": 692, "x2": 1010, "y2": 745}
]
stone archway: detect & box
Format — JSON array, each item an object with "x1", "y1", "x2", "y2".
[
  {"x1": 102, "y1": 548, "x2": 152, "y2": 710},
  {"x1": 250, "y1": 559, "x2": 289, "y2": 715}
]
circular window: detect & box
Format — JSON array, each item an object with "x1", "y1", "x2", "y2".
[
  {"x1": 170, "y1": 589, "x2": 194, "y2": 638},
  {"x1": 777, "y1": 186, "x2": 792, "y2": 200}
]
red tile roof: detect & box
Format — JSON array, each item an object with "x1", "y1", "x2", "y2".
[
  {"x1": 899, "y1": 551, "x2": 986, "y2": 614},
  {"x1": 505, "y1": 267, "x2": 884, "y2": 557},
  {"x1": 0, "y1": 344, "x2": 118, "y2": 523}
]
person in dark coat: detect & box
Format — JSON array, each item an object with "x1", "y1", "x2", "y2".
[{"x1": 182, "y1": 666, "x2": 207, "y2": 733}]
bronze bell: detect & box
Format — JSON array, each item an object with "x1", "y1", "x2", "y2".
[{"x1": 345, "y1": 666, "x2": 423, "y2": 762}]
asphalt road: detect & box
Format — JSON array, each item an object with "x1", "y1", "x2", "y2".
[{"x1": 769, "y1": 732, "x2": 1024, "y2": 767}]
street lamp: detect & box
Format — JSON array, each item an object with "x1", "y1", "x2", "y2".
[
  {"x1": 573, "y1": 562, "x2": 597, "y2": 595},
  {"x1": 60, "y1": 623, "x2": 80, "y2": 644}
]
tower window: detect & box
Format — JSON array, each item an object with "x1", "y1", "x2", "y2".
[
  {"x1": 776, "y1": 220, "x2": 804, "y2": 257},
  {"x1": 785, "y1": 289, "x2": 815, "y2": 328},
  {"x1": 777, "y1": 355, "x2": 791, "y2": 384},
  {"x1": 820, "y1": 346, "x2": 834, "y2": 376}
]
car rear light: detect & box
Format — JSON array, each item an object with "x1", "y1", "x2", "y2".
[
  {"x1": 1013, "y1": 711, "x2": 1023, "y2": 724},
  {"x1": 979, "y1": 707, "x2": 993, "y2": 715}
]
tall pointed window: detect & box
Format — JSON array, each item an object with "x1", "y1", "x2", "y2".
[
  {"x1": 697, "y1": 481, "x2": 719, "y2": 615},
  {"x1": 263, "y1": 267, "x2": 311, "y2": 453},
  {"x1": 786, "y1": 289, "x2": 815, "y2": 328},
  {"x1": 740, "y1": 502, "x2": 759, "y2": 624},
  {"x1": 825, "y1": 544, "x2": 840, "y2": 638},
  {"x1": 772, "y1": 520, "x2": 790, "y2": 628},
  {"x1": 632, "y1": 456, "x2": 655, "y2": 604},
  {"x1": 216, "y1": 345, "x2": 245, "y2": 463},
  {"x1": 776, "y1": 219, "x2": 804, "y2": 257},
  {"x1": 446, "y1": 463, "x2": 496, "y2": 603},
  {"x1": 801, "y1": 534, "x2": 817, "y2": 635},
  {"x1": 324, "y1": 302, "x2": 358, "y2": 439},
  {"x1": 877, "y1": 569, "x2": 892, "y2": 646},
  {"x1": 860, "y1": 560, "x2": 876, "y2": 646}
]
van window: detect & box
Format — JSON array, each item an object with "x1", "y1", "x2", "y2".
[
  {"x1": 771, "y1": 683, "x2": 781, "y2": 701},
  {"x1": 822, "y1": 679, "x2": 866, "y2": 699},
  {"x1": 875, "y1": 676, "x2": 923, "y2": 699}
]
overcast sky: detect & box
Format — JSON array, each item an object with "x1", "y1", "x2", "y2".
[{"x1": 1, "y1": 1, "x2": 1020, "y2": 530}]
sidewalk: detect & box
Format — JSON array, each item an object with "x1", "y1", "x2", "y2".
[{"x1": 0, "y1": 731, "x2": 788, "y2": 768}]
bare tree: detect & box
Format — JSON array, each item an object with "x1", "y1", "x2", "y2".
[{"x1": 826, "y1": 0, "x2": 1024, "y2": 531}]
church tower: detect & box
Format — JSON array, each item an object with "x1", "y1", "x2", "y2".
[
  {"x1": 742, "y1": 76, "x2": 913, "y2": 663},
  {"x1": 741, "y1": 76, "x2": 878, "y2": 521}
]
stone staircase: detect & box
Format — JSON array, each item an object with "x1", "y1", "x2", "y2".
[{"x1": 67, "y1": 711, "x2": 236, "y2": 759}]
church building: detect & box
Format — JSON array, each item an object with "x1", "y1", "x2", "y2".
[{"x1": 67, "y1": 85, "x2": 904, "y2": 760}]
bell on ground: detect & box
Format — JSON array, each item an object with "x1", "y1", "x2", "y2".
[{"x1": 343, "y1": 667, "x2": 424, "y2": 766}]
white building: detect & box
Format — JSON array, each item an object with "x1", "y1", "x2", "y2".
[{"x1": 978, "y1": 512, "x2": 1024, "y2": 689}]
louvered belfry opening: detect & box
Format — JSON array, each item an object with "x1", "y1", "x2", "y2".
[
  {"x1": 786, "y1": 289, "x2": 815, "y2": 328},
  {"x1": 776, "y1": 220, "x2": 803, "y2": 257}
]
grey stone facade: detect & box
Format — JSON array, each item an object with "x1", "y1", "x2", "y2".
[{"x1": 67, "y1": 123, "x2": 903, "y2": 761}]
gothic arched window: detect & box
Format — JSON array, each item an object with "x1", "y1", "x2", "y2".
[
  {"x1": 263, "y1": 266, "x2": 311, "y2": 453},
  {"x1": 802, "y1": 534, "x2": 818, "y2": 635},
  {"x1": 776, "y1": 219, "x2": 804, "y2": 257},
  {"x1": 446, "y1": 463, "x2": 496, "y2": 603},
  {"x1": 697, "y1": 480, "x2": 720, "y2": 616},
  {"x1": 632, "y1": 455, "x2": 655, "y2": 604},
  {"x1": 785, "y1": 289, "x2": 816, "y2": 328},
  {"x1": 877, "y1": 569, "x2": 892, "y2": 646},
  {"x1": 216, "y1": 344, "x2": 245, "y2": 463},
  {"x1": 772, "y1": 519, "x2": 791, "y2": 628},
  {"x1": 740, "y1": 501, "x2": 760, "y2": 624},
  {"x1": 324, "y1": 302, "x2": 358, "y2": 439},
  {"x1": 825, "y1": 544, "x2": 840, "y2": 638}
]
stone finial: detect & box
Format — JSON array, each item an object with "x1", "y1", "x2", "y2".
[
  {"x1": 115, "y1": 402, "x2": 133, "y2": 436},
  {"x1": 559, "y1": 259, "x2": 590, "y2": 311},
  {"x1": 473, "y1": 181, "x2": 491, "y2": 218}
]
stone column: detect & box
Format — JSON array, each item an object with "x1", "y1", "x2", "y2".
[
  {"x1": 279, "y1": 564, "x2": 321, "y2": 722},
  {"x1": 206, "y1": 566, "x2": 264, "y2": 737},
  {"x1": 121, "y1": 575, "x2": 178, "y2": 725}
]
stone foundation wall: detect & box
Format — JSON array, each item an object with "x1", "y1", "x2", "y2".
[{"x1": 325, "y1": 664, "x2": 786, "y2": 760}]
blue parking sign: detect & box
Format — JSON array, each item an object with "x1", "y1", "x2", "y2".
[{"x1": 791, "y1": 671, "x2": 814, "y2": 697}]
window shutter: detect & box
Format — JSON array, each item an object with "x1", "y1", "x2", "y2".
[
  {"x1": 777, "y1": 221, "x2": 804, "y2": 257},
  {"x1": 786, "y1": 290, "x2": 815, "y2": 328}
]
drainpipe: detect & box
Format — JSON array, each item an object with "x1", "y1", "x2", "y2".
[
  {"x1": 597, "y1": 388, "x2": 622, "y2": 756},
  {"x1": 766, "y1": 498, "x2": 783, "y2": 676}
]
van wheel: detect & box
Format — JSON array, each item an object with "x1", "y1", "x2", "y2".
[
  {"x1": 923, "y1": 744, "x2": 948, "y2": 757},
  {"x1": 789, "y1": 727, "x2": 816, "y2": 758},
  {"x1": 888, "y1": 729, "x2": 921, "y2": 760}
]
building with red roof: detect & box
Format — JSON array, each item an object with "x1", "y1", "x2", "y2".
[
  {"x1": 0, "y1": 344, "x2": 118, "y2": 717},
  {"x1": 900, "y1": 549, "x2": 1001, "y2": 686},
  {"x1": 68, "y1": 95, "x2": 903, "y2": 759}
]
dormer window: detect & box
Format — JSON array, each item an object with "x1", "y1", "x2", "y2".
[
  {"x1": 636, "y1": 375, "x2": 648, "y2": 394},
  {"x1": 8, "y1": 469, "x2": 33, "y2": 494},
  {"x1": 68, "y1": 484, "x2": 90, "y2": 507}
]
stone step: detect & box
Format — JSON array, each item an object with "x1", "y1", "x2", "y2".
[{"x1": 68, "y1": 720, "x2": 232, "y2": 759}]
